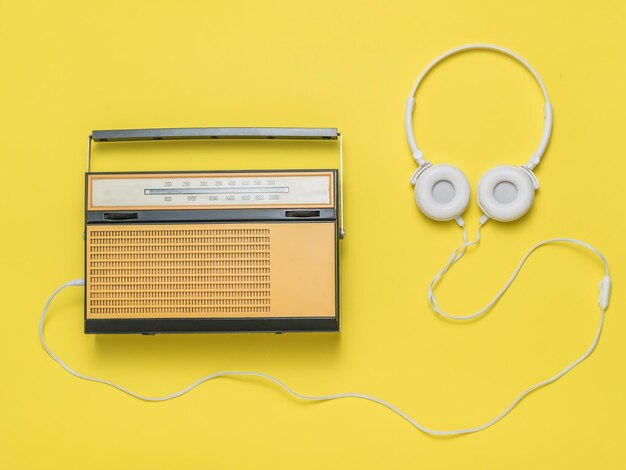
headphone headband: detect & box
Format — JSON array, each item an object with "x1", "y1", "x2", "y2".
[{"x1": 405, "y1": 44, "x2": 553, "y2": 170}]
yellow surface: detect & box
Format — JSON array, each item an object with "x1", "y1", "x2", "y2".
[{"x1": 1, "y1": 0, "x2": 625, "y2": 468}]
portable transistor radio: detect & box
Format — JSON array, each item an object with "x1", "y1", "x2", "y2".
[{"x1": 84, "y1": 127, "x2": 343, "y2": 334}]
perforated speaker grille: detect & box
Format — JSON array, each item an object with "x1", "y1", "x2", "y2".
[{"x1": 86, "y1": 224, "x2": 271, "y2": 318}]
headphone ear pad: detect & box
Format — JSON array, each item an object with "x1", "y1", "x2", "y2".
[
  {"x1": 414, "y1": 164, "x2": 470, "y2": 221},
  {"x1": 477, "y1": 166, "x2": 535, "y2": 222}
]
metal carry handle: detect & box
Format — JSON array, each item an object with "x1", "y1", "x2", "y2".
[
  {"x1": 91, "y1": 127, "x2": 338, "y2": 142},
  {"x1": 87, "y1": 127, "x2": 345, "y2": 238}
]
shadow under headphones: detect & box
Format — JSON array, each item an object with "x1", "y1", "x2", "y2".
[{"x1": 405, "y1": 44, "x2": 553, "y2": 222}]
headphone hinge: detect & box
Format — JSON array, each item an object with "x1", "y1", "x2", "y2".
[
  {"x1": 410, "y1": 162, "x2": 432, "y2": 185},
  {"x1": 521, "y1": 165, "x2": 540, "y2": 190}
]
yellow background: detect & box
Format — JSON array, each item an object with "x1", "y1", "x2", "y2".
[{"x1": 1, "y1": 0, "x2": 625, "y2": 468}]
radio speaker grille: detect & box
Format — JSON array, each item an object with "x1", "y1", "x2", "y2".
[{"x1": 86, "y1": 224, "x2": 271, "y2": 318}]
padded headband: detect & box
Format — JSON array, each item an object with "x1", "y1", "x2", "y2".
[{"x1": 405, "y1": 44, "x2": 552, "y2": 170}]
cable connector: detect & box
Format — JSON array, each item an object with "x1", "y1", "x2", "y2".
[
  {"x1": 599, "y1": 276, "x2": 611, "y2": 310},
  {"x1": 68, "y1": 279, "x2": 85, "y2": 287}
]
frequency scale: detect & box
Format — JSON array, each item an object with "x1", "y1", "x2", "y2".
[{"x1": 88, "y1": 173, "x2": 333, "y2": 210}]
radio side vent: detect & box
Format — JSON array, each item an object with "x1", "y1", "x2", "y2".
[{"x1": 86, "y1": 224, "x2": 271, "y2": 318}]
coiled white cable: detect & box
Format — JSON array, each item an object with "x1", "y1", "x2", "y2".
[
  {"x1": 429, "y1": 220, "x2": 611, "y2": 321},
  {"x1": 41, "y1": 232, "x2": 610, "y2": 436}
]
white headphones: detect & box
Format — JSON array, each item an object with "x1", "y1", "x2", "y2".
[{"x1": 406, "y1": 44, "x2": 553, "y2": 222}]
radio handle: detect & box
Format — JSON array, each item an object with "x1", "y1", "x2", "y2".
[{"x1": 87, "y1": 127, "x2": 345, "y2": 238}]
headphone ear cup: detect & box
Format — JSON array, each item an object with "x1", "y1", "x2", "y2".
[
  {"x1": 477, "y1": 166, "x2": 535, "y2": 222},
  {"x1": 414, "y1": 164, "x2": 470, "y2": 221}
]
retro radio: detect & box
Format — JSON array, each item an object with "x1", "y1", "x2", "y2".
[{"x1": 84, "y1": 127, "x2": 343, "y2": 334}]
